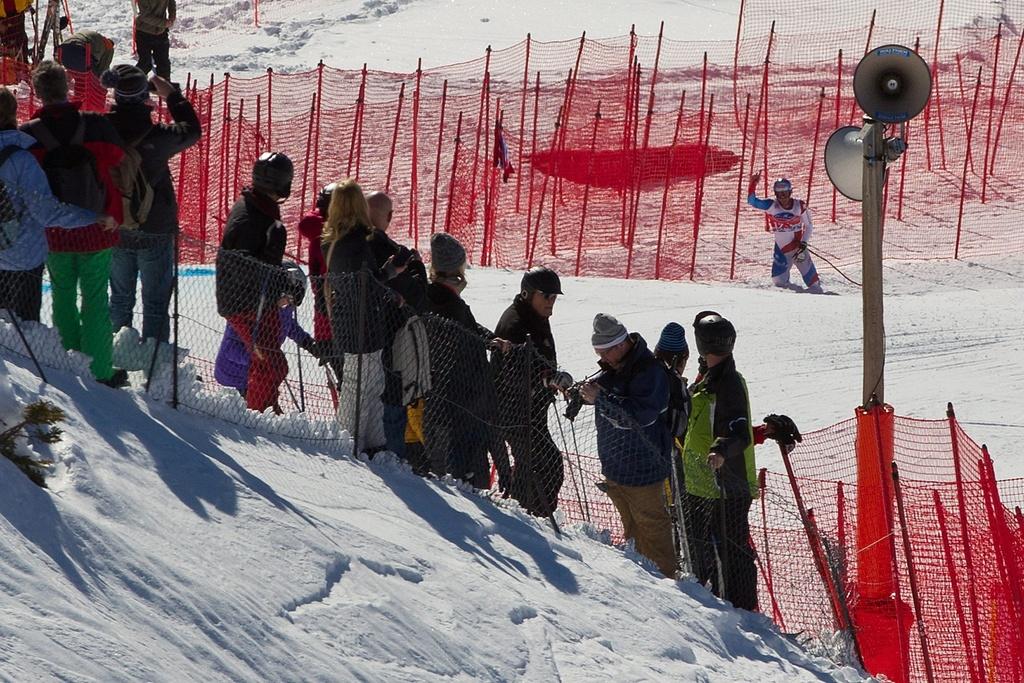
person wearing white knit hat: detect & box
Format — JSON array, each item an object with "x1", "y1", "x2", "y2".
[{"x1": 579, "y1": 313, "x2": 677, "y2": 578}]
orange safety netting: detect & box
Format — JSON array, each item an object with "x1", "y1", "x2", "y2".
[
  {"x1": 178, "y1": 2, "x2": 1024, "y2": 280},
  {"x1": 7, "y1": 1, "x2": 1024, "y2": 281},
  {"x1": 562, "y1": 406, "x2": 1023, "y2": 683}
]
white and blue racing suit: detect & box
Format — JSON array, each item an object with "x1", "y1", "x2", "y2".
[{"x1": 747, "y1": 193, "x2": 821, "y2": 290}]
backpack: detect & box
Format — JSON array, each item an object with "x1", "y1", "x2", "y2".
[
  {"x1": 109, "y1": 143, "x2": 154, "y2": 229},
  {"x1": 660, "y1": 364, "x2": 691, "y2": 440},
  {"x1": 26, "y1": 118, "x2": 107, "y2": 214},
  {"x1": 0, "y1": 146, "x2": 23, "y2": 251},
  {"x1": 391, "y1": 314, "x2": 432, "y2": 404}
]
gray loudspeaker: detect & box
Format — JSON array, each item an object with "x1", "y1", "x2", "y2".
[
  {"x1": 853, "y1": 45, "x2": 932, "y2": 123},
  {"x1": 824, "y1": 126, "x2": 865, "y2": 201}
]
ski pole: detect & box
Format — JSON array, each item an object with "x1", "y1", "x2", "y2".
[
  {"x1": 715, "y1": 470, "x2": 729, "y2": 602},
  {"x1": 5, "y1": 309, "x2": 47, "y2": 384},
  {"x1": 295, "y1": 338, "x2": 306, "y2": 412}
]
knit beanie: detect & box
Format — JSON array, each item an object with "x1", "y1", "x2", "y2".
[
  {"x1": 592, "y1": 313, "x2": 628, "y2": 350},
  {"x1": 430, "y1": 233, "x2": 466, "y2": 274},
  {"x1": 101, "y1": 64, "x2": 150, "y2": 104},
  {"x1": 655, "y1": 322, "x2": 688, "y2": 355}
]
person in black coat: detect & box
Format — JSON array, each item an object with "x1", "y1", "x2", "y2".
[
  {"x1": 493, "y1": 266, "x2": 571, "y2": 516},
  {"x1": 420, "y1": 232, "x2": 510, "y2": 488},
  {"x1": 321, "y1": 179, "x2": 405, "y2": 455},
  {"x1": 103, "y1": 65, "x2": 200, "y2": 344},
  {"x1": 215, "y1": 152, "x2": 293, "y2": 412},
  {"x1": 366, "y1": 190, "x2": 427, "y2": 459}
]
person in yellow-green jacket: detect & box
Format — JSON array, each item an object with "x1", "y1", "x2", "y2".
[{"x1": 680, "y1": 311, "x2": 759, "y2": 611}]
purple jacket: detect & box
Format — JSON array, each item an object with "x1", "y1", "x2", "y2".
[{"x1": 214, "y1": 306, "x2": 312, "y2": 391}]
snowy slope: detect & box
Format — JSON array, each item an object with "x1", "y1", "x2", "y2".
[
  {"x1": 0, "y1": 356, "x2": 862, "y2": 682},
  {"x1": 2, "y1": 0, "x2": 1022, "y2": 678},
  {"x1": 69, "y1": 0, "x2": 741, "y2": 76}
]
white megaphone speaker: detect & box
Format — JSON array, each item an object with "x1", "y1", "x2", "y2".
[
  {"x1": 853, "y1": 45, "x2": 932, "y2": 123},
  {"x1": 824, "y1": 126, "x2": 866, "y2": 201}
]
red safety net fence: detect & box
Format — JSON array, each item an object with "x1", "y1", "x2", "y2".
[
  {"x1": 6, "y1": 0, "x2": 1024, "y2": 279},
  {"x1": 170, "y1": 0, "x2": 1024, "y2": 278},
  {"x1": 556, "y1": 402, "x2": 1024, "y2": 683}
]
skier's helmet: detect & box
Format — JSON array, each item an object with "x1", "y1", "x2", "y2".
[
  {"x1": 521, "y1": 266, "x2": 562, "y2": 296},
  {"x1": 281, "y1": 260, "x2": 307, "y2": 307},
  {"x1": 693, "y1": 312, "x2": 736, "y2": 357},
  {"x1": 316, "y1": 182, "x2": 338, "y2": 217},
  {"x1": 252, "y1": 151, "x2": 294, "y2": 199},
  {"x1": 773, "y1": 177, "x2": 792, "y2": 194}
]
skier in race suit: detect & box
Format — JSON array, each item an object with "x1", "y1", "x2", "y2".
[{"x1": 746, "y1": 172, "x2": 822, "y2": 293}]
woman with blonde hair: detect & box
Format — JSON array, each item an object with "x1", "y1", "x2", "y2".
[{"x1": 321, "y1": 178, "x2": 405, "y2": 456}]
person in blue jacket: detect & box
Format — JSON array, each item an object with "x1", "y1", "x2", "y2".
[
  {"x1": 214, "y1": 260, "x2": 322, "y2": 413},
  {"x1": 0, "y1": 87, "x2": 115, "y2": 323},
  {"x1": 579, "y1": 313, "x2": 677, "y2": 578}
]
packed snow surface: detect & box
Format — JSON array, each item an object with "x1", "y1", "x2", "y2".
[{"x1": 3, "y1": 0, "x2": 1023, "y2": 679}]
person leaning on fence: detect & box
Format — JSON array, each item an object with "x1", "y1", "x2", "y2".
[
  {"x1": 321, "y1": 179, "x2": 406, "y2": 456},
  {"x1": 492, "y1": 266, "x2": 571, "y2": 516},
  {"x1": 299, "y1": 184, "x2": 333, "y2": 345},
  {"x1": 214, "y1": 261, "x2": 323, "y2": 411},
  {"x1": 579, "y1": 313, "x2": 678, "y2": 579},
  {"x1": 57, "y1": 30, "x2": 116, "y2": 79},
  {"x1": 0, "y1": 86, "x2": 116, "y2": 323},
  {"x1": 133, "y1": 0, "x2": 175, "y2": 80},
  {"x1": 654, "y1": 322, "x2": 692, "y2": 473},
  {"x1": 366, "y1": 190, "x2": 427, "y2": 459},
  {"x1": 103, "y1": 64, "x2": 200, "y2": 346},
  {"x1": 298, "y1": 183, "x2": 345, "y2": 405},
  {"x1": 415, "y1": 232, "x2": 510, "y2": 488},
  {"x1": 21, "y1": 60, "x2": 129, "y2": 387},
  {"x1": 681, "y1": 311, "x2": 759, "y2": 610},
  {"x1": 214, "y1": 151, "x2": 293, "y2": 412}
]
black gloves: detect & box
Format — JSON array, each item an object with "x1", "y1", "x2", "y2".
[
  {"x1": 763, "y1": 414, "x2": 802, "y2": 446},
  {"x1": 300, "y1": 338, "x2": 333, "y2": 364},
  {"x1": 794, "y1": 241, "x2": 809, "y2": 262}
]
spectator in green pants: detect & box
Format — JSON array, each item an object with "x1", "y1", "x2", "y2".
[
  {"x1": 20, "y1": 61, "x2": 127, "y2": 386},
  {"x1": 46, "y1": 249, "x2": 118, "y2": 380}
]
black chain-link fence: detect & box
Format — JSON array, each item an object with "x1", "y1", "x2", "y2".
[{"x1": 1, "y1": 229, "x2": 852, "y2": 643}]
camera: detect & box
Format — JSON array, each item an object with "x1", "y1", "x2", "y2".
[{"x1": 564, "y1": 383, "x2": 585, "y2": 421}]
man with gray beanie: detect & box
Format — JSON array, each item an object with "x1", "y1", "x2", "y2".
[
  {"x1": 579, "y1": 313, "x2": 677, "y2": 578},
  {"x1": 21, "y1": 60, "x2": 128, "y2": 387},
  {"x1": 104, "y1": 64, "x2": 200, "y2": 347}
]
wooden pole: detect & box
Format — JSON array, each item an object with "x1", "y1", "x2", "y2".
[
  {"x1": 980, "y1": 25, "x2": 1001, "y2": 204},
  {"x1": 410, "y1": 59, "x2": 422, "y2": 244},
  {"x1": 443, "y1": 112, "x2": 464, "y2": 234},
  {"x1": 955, "y1": 70, "x2": 983, "y2": 260},
  {"x1": 385, "y1": 82, "x2": 406, "y2": 194},
  {"x1": 990, "y1": 27, "x2": 1024, "y2": 174},
  {"x1": 467, "y1": 47, "x2": 492, "y2": 222},
  {"x1": 515, "y1": 34, "x2": 531, "y2": 212},
  {"x1": 947, "y1": 403, "x2": 989, "y2": 683},
  {"x1": 574, "y1": 102, "x2": 601, "y2": 277},
  {"x1": 891, "y1": 462, "x2": 937, "y2": 683},
  {"x1": 861, "y1": 118, "x2": 886, "y2": 407},
  {"x1": 430, "y1": 79, "x2": 448, "y2": 236},
  {"x1": 655, "y1": 90, "x2": 686, "y2": 280},
  {"x1": 730, "y1": 93, "x2": 751, "y2": 280}
]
